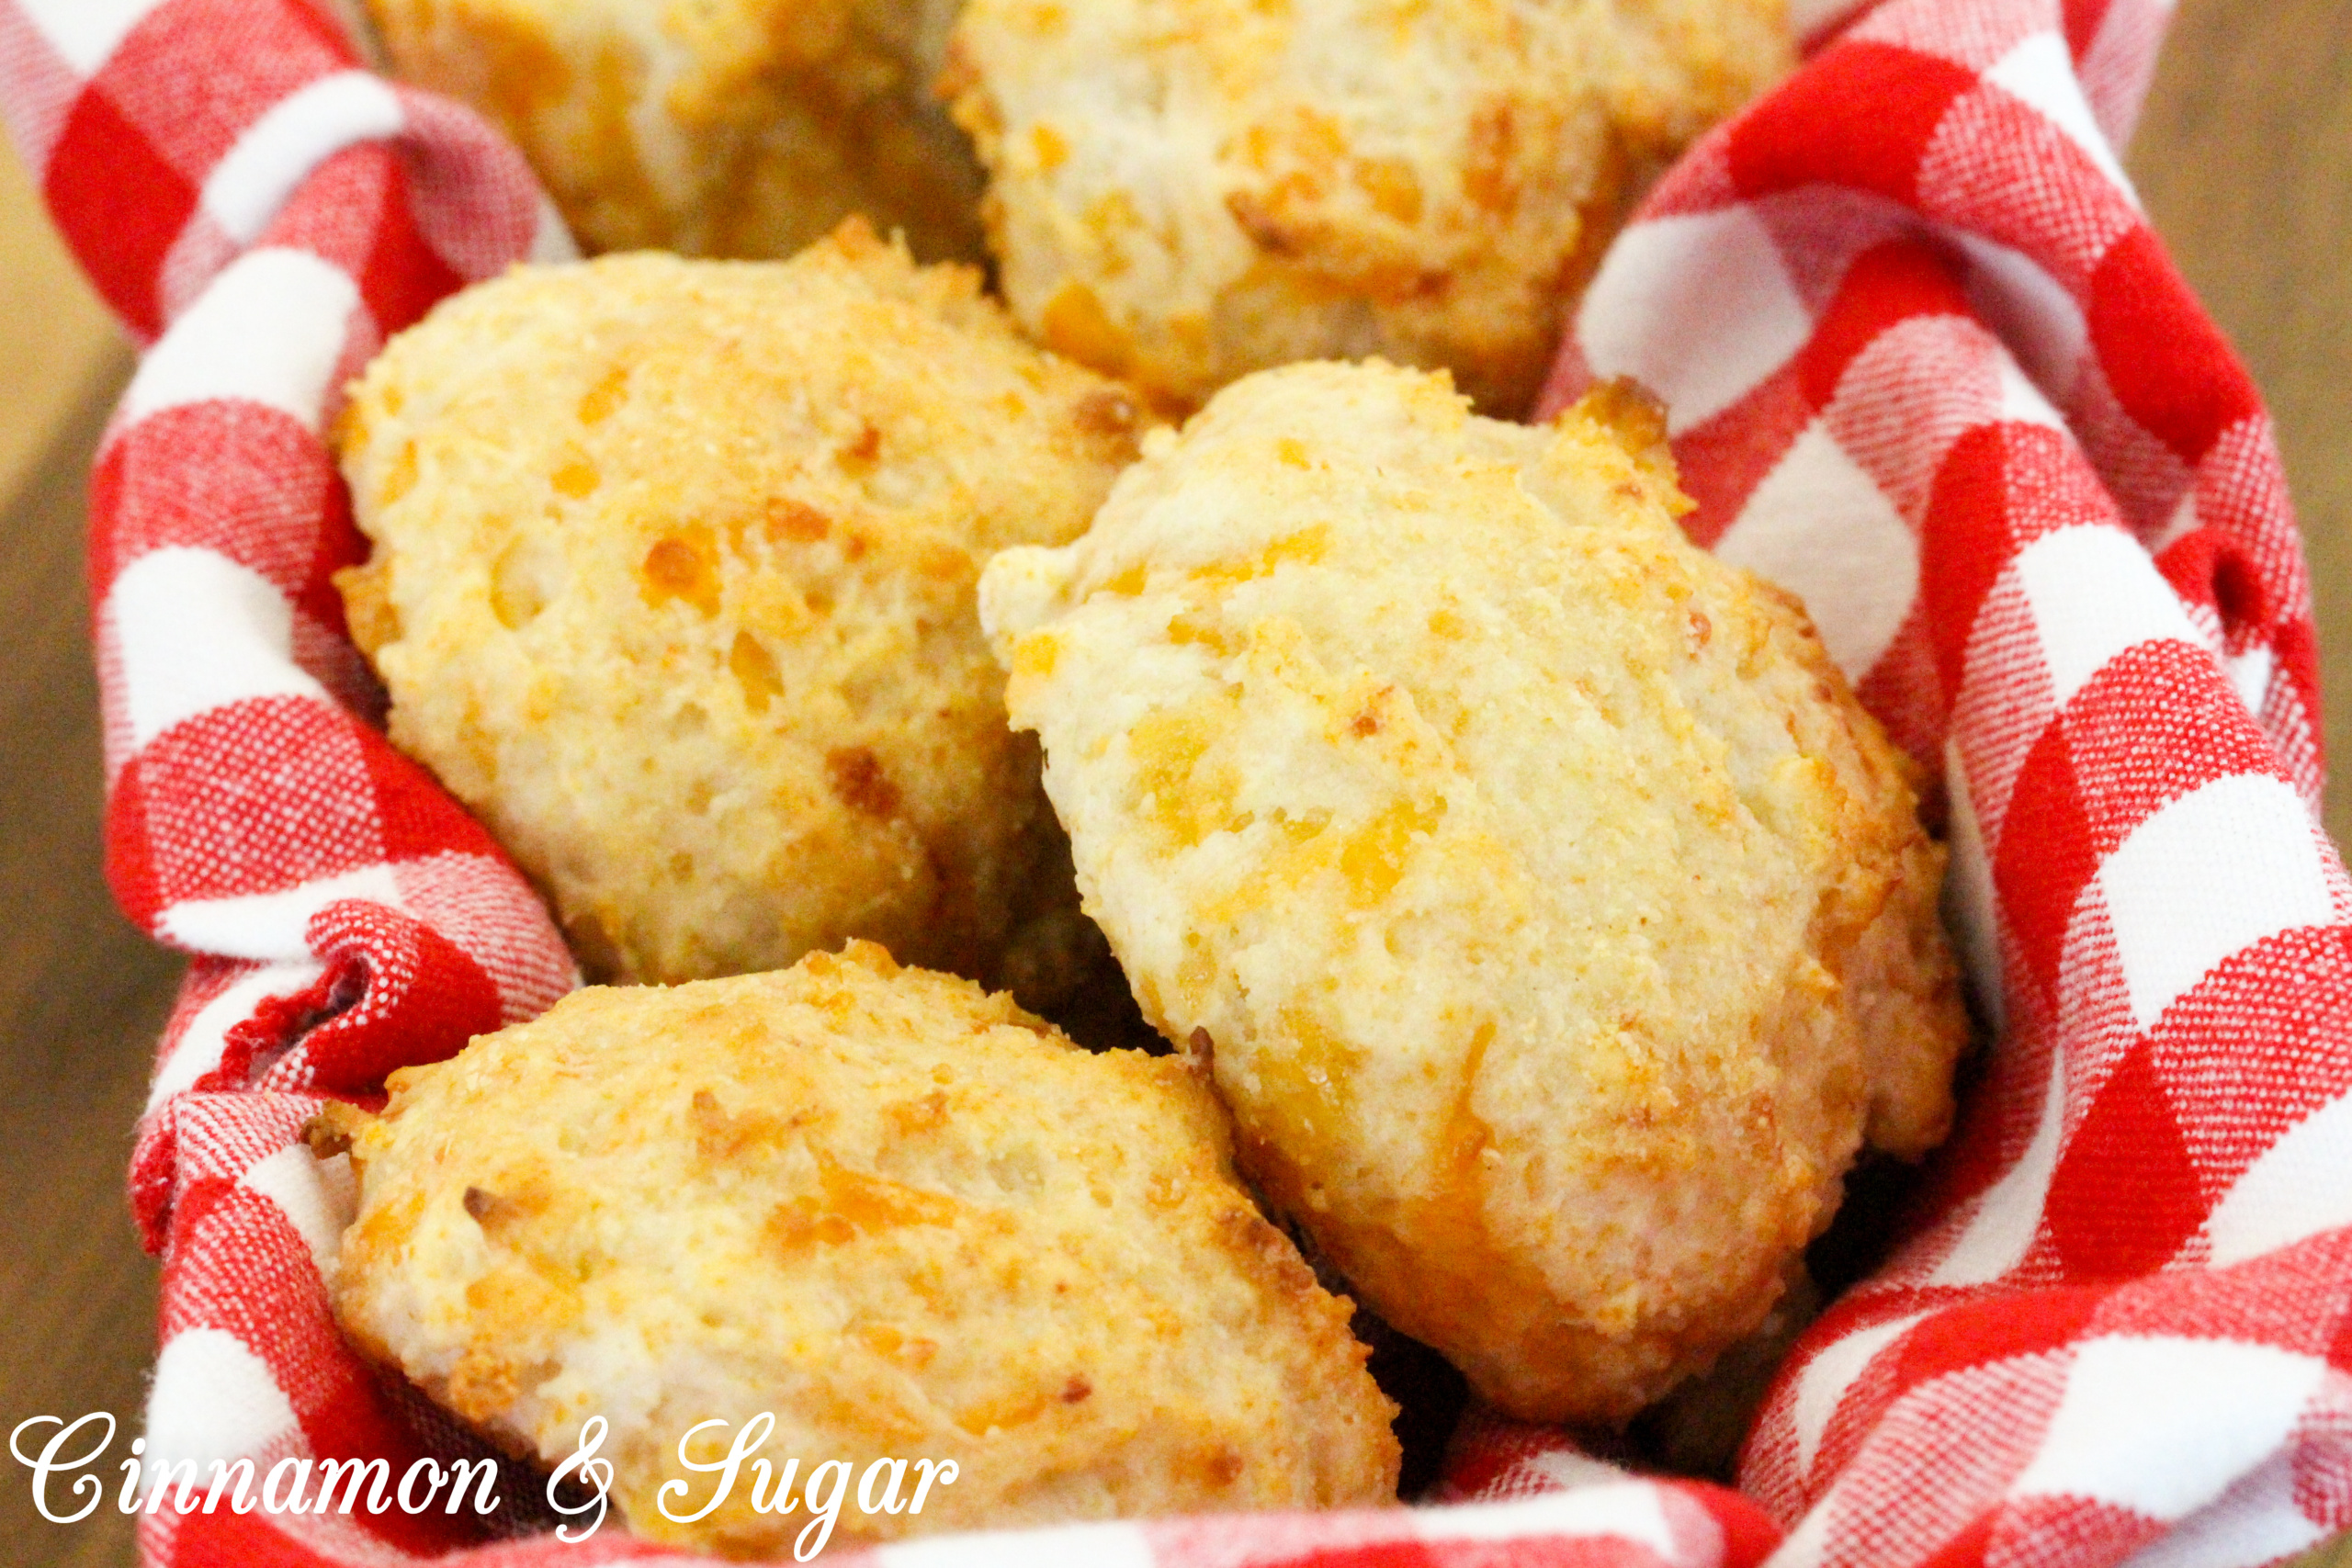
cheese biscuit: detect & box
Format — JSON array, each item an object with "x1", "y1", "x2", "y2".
[
  {"x1": 980, "y1": 361, "x2": 1965, "y2": 1421},
  {"x1": 322, "y1": 944, "x2": 1400, "y2": 1554}
]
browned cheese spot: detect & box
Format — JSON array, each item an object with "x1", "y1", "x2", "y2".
[
  {"x1": 1040, "y1": 282, "x2": 1133, "y2": 374},
  {"x1": 694, "y1": 1089, "x2": 800, "y2": 1163},
  {"x1": 826, "y1": 746, "x2": 901, "y2": 818},
  {"x1": 461, "y1": 1184, "x2": 539, "y2": 1237},
  {"x1": 765, "y1": 498, "x2": 831, "y2": 543},
  {"x1": 767, "y1": 1156, "x2": 961, "y2": 1256},
  {"x1": 576, "y1": 365, "x2": 628, "y2": 425},
  {"x1": 888, "y1": 1089, "x2": 951, "y2": 1136},
  {"x1": 302, "y1": 1115, "x2": 354, "y2": 1160},
  {"x1": 1186, "y1": 1026, "x2": 1216, "y2": 1078},
  {"x1": 1354, "y1": 156, "x2": 1424, "y2": 223},
  {"x1": 551, "y1": 449, "x2": 601, "y2": 499},
  {"x1": 1031, "y1": 122, "x2": 1070, "y2": 172},
  {"x1": 1227, "y1": 189, "x2": 1295, "y2": 254},
  {"x1": 1073, "y1": 387, "x2": 1141, "y2": 440},
  {"x1": 1196, "y1": 1445, "x2": 1246, "y2": 1488},
  {"x1": 1464, "y1": 102, "x2": 1520, "y2": 213},
  {"x1": 729, "y1": 631, "x2": 784, "y2": 712},
  {"x1": 953, "y1": 1388, "x2": 1051, "y2": 1437},
  {"x1": 856, "y1": 1323, "x2": 940, "y2": 1370},
  {"x1": 1578, "y1": 377, "x2": 1672, "y2": 454},
  {"x1": 639, "y1": 529, "x2": 722, "y2": 616},
  {"x1": 379, "y1": 442, "x2": 419, "y2": 507}
]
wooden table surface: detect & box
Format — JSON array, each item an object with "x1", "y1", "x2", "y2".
[{"x1": 2, "y1": 6, "x2": 2346, "y2": 1563}]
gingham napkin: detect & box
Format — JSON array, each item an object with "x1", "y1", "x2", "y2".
[{"x1": 6, "y1": 0, "x2": 2349, "y2": 1562}]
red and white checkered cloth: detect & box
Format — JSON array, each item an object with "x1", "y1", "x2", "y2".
[{"x1": 8, "y1": 0, "x2": 2350, "y2": 1562}]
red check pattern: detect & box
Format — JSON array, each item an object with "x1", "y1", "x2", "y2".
[{"x1": 6, "y1": 0, "x2": 2348, "y2": 1563}]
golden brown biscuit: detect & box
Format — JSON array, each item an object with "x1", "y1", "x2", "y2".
[
  {"x1": 946, "y1": 0, "x2": 1792, "y2": 415},
  {"x1": 322, "y1": 943, "x2": 1400, "y2": 1555},
  {"x1": 979, "y1": 361, "x2": 1965, "y2": 1422},
  {"x1": 335, "y1": 227, "x2": 1145, "y2": 987},
  {"x1": 364, "y1": 0, "x2": 982, "y2": 262}
]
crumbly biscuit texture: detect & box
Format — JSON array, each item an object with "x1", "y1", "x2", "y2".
[
  {"x1": 980, "y1": 361, "x2": 1965, "y2": 1421},
  {"x1": 336, "y1": 231, "x2": 1144, "y2": 987},
  {"x1": 365, "y1": 0, "x2": 982, "y2": 261},
  {"x1": 947, "y1": 0, "x2": 1791, "y2": 414},
  {"x1": 324, "y1": 944, "x2": 1400, "y2": 1555}
]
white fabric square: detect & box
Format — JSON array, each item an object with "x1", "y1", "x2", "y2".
[
  {"x1": 1411, "y1": 1487, "x2": 1677, "y2": 1551},
  {"x1": 1577, "y1": 207, "x2": 1815, "y2": 434},
  {"x1": 23, "y1": 0, "x2": 159, "y2": 74},
  {"x1": 202, "y1": 71, "x2": 405, "y2": 245},
  {"x1": 1927, "y1": 1042, "x2": 2065, "y2": 1286},
  {"x1": 2099, "y1": 773, "x2": 2337, "y2": 1032},
  {"x1": 1525, "y1": 1449, "x2": 1644, "y2": 1492},
  {"x1": 109, "y1": 547, "x2": 331, "y2": 752},
  {"x1": 2120, "y1": 1451, "x2": 2330, "y2": 1568},
  {"x1": 144, "y1": 1327, "x2": 302, "y2": 1474},
  {"x1": 1984, "y1": 30, "x2": 2141, "y2": 208},
  {"x1": 876, "y1": 1521, "x2": 1155, "y2": 1568},
  {"x1": 1715, "y1": 421, "x2": 1918, "y2": 679},
  {"x1": 2202, "y1": 1089, "x2": 2352, "y2": 1268},
  {"x1": 161, "y1": 863, "x2": 403, "y2": 961},
  {"x1": 530, "y1": 193, "x2": 581, "y2": 264},
  {"x1": 2015, "y1": 525, "x2": 2201, "y2": 709},
  {"x1": 2154, "y1": 487, "x2": 2202, "y2": 553},
  {"x1": 1792, "y1": 1311, "x2": 1931, "y2": 1474},
  {"x1": 2225, "y1": 645, "x2": 2274, "y2": 720},
  {"x1": 1996, "y1": 356, "x2": 2068, "y2": 432},
  {"x1": 238, "y1": 1145, "x2": 356, "y2": 1278},
  {"x1": 144, "y1": 959, "x2": 325, "y2": 1111},
  {"x1": 2012, "y1": 1337, "x2": 2324, "y2": 1519},
  {"x1": 1772, "y1": 1493, "x2": 1838, "y2": 1568},
  {"x1": 1956, "y1": 231, "x2": 2089, "y2": 406},
  {"x1": 122, "y1": 247, "x2": 359, "y2": 429}
]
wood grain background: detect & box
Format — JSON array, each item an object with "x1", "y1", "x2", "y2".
[{"x1": 1, "y1": 5, "x2": 2346, "y2": 1562}]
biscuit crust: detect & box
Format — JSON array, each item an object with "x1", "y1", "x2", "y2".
[
  {"x1": 335, "y1": 229, "x2": 1143, "y2": 986},
  {"x1": 980, "y1": 362, "x2": 1965, "y2": 1422},
  {"x1": 364, "y1": 0, "x2": 982, "y2": 262},
  {"x1": 947, "y1": 0, "x2": 1792, "y2": 415},
  {"x1": 324, "y1": 943, "x2": 1399, "y2": 1555}
]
